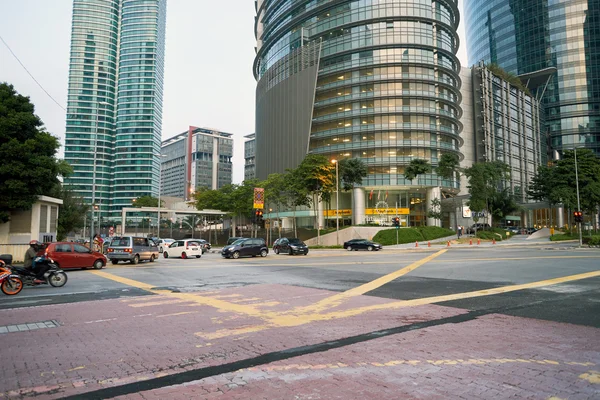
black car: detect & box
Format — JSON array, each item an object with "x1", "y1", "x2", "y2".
[
  {"x1": 466, "y1": 223, "x2": 491, "y2": 234},
  {"x1": 273, "y1": 238, "x2": 309, "y2": 255},
  {"x1": 343, "y1": 239, "x2": 383, "y2": 251},
  {"x1": 226, "y1": 237, "x2": 245, "y2": 246},
  {"x1": 221, "y1": 238, "x2": 269, "y2": 259}
]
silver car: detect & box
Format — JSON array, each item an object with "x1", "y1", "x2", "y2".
[{"x1": 107, "y1": 236, "x2": 159, "y2": 265}]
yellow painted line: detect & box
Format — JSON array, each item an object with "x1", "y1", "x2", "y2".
[
  {"x1": 156, "y1": 311, "x2": 198, "y2": 318},
  {"x1": 579, "y1": 371, "x2": 600, "y2": 384},
  {"x1": 310, "y1": 269, "x2": 600, "y2": 322},
  {"x1": 297, "y1": 250, "x2": 447, "y2": 313}
]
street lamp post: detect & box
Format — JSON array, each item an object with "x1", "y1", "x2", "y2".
[
  {"x1": 156, "y1": 153, "x2": 166, "y2": 239},
  {"x1": 332, "y1": 159, "x2": 339, "y2": 246},
  {"x1": 90, "y1": 101, "x2": 108, "y2": 246},
  {"x1": 574, "y1": 147, "x2": 583, "y2": 246}
]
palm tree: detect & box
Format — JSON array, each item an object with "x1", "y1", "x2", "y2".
[{"x1": 404, "y1": 158, "x2": 432, "y2": 225}]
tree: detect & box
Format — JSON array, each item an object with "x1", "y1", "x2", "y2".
[
  {"x1": 339, "y1": 158, "x2": 367, "y2": 225},
  {"x1": 404, "y1": 158, "x2": 432, "y2": 225},
  {"x1": 0, "y1": 83, "x2": 72, "y2": 222},
  {"x1": 436, "y1": 153, "x2": 461, "y2": 228},
  {"x1": 293, "y1": 154, "x2": 335, "y2": 234},
  {"x1": 263, "y1": 173, "x2": 288, "y2": 238},
  {"x1": 47, "y1": 185, "x2": 89, "y2": 241},
  {"x1": 132, "y1": 195, "x2": 161, "y2": 208},
  {"x1": 464, "y1": 161, "x2": 511, "y2": 227}
]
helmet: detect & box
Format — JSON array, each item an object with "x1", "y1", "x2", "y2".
[{"x1": 29, "y1": 240, "x2": 41, "y2": 246}]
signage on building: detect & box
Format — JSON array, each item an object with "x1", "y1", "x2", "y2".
[
  {"x1": 365, "y1": 207, "x2": 410, "y2": 215},
  {"x1": 253, "y1": 188, "x2": 264, "y2": 209},
  {"x1": 463, "y1": 207, "x2": 486, "y2": 218}
]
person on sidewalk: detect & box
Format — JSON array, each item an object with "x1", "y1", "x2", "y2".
[{"x1": 457, "y1": 225, "x2": 463, "y2": 239}]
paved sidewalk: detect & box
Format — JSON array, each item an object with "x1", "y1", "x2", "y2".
[{"x1": 0, "y1": 283, "x2": 598, "y2": 399}]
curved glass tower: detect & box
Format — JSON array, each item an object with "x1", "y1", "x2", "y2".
[
  {"x1": 254, "y1": 0, "x2": 463, "y2": 226},
  {"x1": 464, "y1": 0, "x2": 600, "y2": 157}
]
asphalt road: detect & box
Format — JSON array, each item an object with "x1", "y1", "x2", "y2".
[
  {"x1": 3, "y1": 244, "x2": 599, "y2": 328},
  {"x1": 1, "y1": 242, "x2": 600, "y2": 399}
]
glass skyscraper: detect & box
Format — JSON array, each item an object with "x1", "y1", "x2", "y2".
[
  {"x1": 254, "y1": 0, "x2": 463, "y2": 226},
  {"x1": 464, "y1": 0, "x2": 600, "y2": 157},
  {"x1": 64, "y1": 0, "x2": 167, "y2": 220}
]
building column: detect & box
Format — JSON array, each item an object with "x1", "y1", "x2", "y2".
[
  {"x1": 353, "y1": 187, "x2": 366, "y2": 225},
  {"x1": 556, "y1": 205, "x2": 564, "y2": 228},
  {"x1": 426, "y1": 187, "x2": 441, "y2": 227},
  {"x1": 317, "y1": 197, "x2": 325, "y2": 229}
]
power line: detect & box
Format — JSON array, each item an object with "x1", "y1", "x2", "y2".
[{"x1": 0, "y1": 34, "x2": 66, "y2": 112}]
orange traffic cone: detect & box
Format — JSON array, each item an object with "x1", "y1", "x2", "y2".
[
  {"x1": 428, "y1": 241, "x2": 431, "y2": 247},
  {"x1": 447, "y1": 241, "x2": 451, "y2": 247},
  {"x1": 477, "y1": 239, "x2": 481, "y2": 245},
  {"x1": 492, "y1": 238, "x2": 496, "y2": 245},
  {"x1": 415, "y1": 241, "x2": 419, "y2": 248},
  {"x1": 469, "y1": 239, "x2": 473, "y2": 245}
]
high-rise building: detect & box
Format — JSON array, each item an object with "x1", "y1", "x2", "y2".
[
  {"x1": 243, "y1": 133, "x2": 256, "y2": 182},
  {"x1": 254, "y1": 0, "x2": 463, "y2": 227},
  {"x1": 464, "y1": 0, "x2": 600, "y2": 158},
  {"x1": 160, "y1": 127, "x2": 233, "y2": 199},
  {"x1": 64, "y1": 0, "x2": 167, "y2": 221}
]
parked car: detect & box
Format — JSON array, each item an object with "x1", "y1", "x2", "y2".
[
  {"x1": 163, "y1": 239, "x2": 203, "y2": 259},
  {"x1": 221, "y1": 238, "x2": 268, "y2": 259},
  {"x1": 227, "y1": 237, "x2": 245, "y2": 246},
  {"x1": 156, "y1": 238, "x2": 175, "y2": 253},
  {"x1": 343, "y1": 239, "x2": 383, "y2": 251},
  {"x1": 466, "y1": 223, "x2": 491, "y2": 234},
  {"x1": 40, "y1": 242, "x2": 107, "y2": 270},
  {"x1": 106, "y1": 236, "x2": 159, "y2": 265},
  {"x1": 273, "y1": 238, "x2": 309, "y2": 255}
]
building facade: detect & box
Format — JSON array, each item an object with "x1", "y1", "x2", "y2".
[
  {"x1": 64, "y1": 0, "x2": 167, "y2": 221},
  {"x1": 160, "y1": 127, "x2": 233, "y2": 199},
  {"x1": 464, "y1": 0, "x2": 600, "y2": 158},
  {"x1": 244, "y1": 133, "x2": 256, "y2": 182},
  {"x1": 254, "y1": 0, "x2": 463, "y2": 227}
]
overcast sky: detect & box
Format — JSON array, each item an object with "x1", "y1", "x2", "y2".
[{"x1": 0, "y1": 0, "x2": 467, "y2": 184}]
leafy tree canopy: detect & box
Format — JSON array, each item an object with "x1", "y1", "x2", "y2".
[
  {"x1": 0, "y1": 83, "x2": 72, "y2": 222},
  {"x1": 464, "y1": 161, "x2": 511, "y2": 212},
  {"x1": 436, "y1": 153, "x2": 460, "y2": 180},
  {"x1": 404, "y1": 158, "x2": 432, "y2": 181},
  {"x1": 132, "y1": 195, "x2": 161, "y2": 208},
  {"x1": 339, "y1": 158, "x2": 367, "y2": 192}
]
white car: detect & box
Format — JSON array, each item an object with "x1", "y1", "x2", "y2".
[
  {"x1": 156, "y1": 238, "x2": 175, "y2": 253},
  {"x1": 163, "y1": 239, "x2": 203, "y2": 259}
]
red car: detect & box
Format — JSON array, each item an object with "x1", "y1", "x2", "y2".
[{"x1": 39, "y1": 242, "x2": 107, "y2": 270}]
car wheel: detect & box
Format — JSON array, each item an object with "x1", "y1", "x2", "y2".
[
  {"x1": 149, "y1": 255, "x2": 155, "y2": 262},
  {"x1": 232, "y1": 251, "x2": 240, "y2": 259},
  {"x1": 93, "y1": 260, "x2": 104, "y2": 269},
  {"x1": 274, "y1": 248, "x2": 279, "y2": 254},
  {"x1": 260, "y1": 250, "x2": 268, "y2": 257},
  {"x1": 163, "y1": 252, "x2": 169, "y2": 258},
  {"x1": 346, "y1": 246, "x2": 352, "y2": 251},
  {"x1": 182, "y1": 252, "x2": 187, "y2": 259},
  {"x1": 304, "y1": 251, "x2": 309, "y2": 255},
  {"x1": 288, "y1": 251, "x2": 294, "y2": 256},
  {"x1": 367, "y1": 246, "x2": 373, "y2": 251},
  {"x1": 131, "y1": 255, "x2": 139, "y2": 265},
  {"x1": 111, "y1": 260, "x2": 119, "y2": 265},
  {"x1": 196, "y1": 255, "x2": 201, "y2": 258}
]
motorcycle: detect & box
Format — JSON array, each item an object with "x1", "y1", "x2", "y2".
[
  {"x1": 0, "y1": 259, "x2": 23, "y2": 295},
  {"x1": 3, "y1": 254, "x2": 68, "y2": 288}
]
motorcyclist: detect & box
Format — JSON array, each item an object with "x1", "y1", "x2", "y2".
[{"x1": 24, "y1": 240, "x2": 47, "y2": 284}]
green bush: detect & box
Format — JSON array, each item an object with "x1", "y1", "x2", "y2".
[
  {"x1": 416, "y1": 226, "x2": 455, "y2": 240},
  {"x1": 584, "y1": 235, "x2": 600, "y2": 246},
  {"x1": 549, "y1": 233, "x2": 579, "y2": 241},
  {"x1": 490, "y1": 228, "x2": 510, "y2": 240},
  {"x1": 372, "y1": 226, "x2": 455, "y2": 245},
  {"x1": 476, "y1": 231, "x2": 503, "y2": 241}
]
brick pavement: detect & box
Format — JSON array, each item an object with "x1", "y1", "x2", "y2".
[{"x1": 0, "y1": 283, "x2": 598, "y2": 399}]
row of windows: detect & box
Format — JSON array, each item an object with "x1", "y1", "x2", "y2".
[
  {"x1": 311, "y1": 114, "x2": 458, "y2": 133},
  {"x1": 315, "y1": 81, "x2": 457, "y2": 103},
  {"x1": 314, "y1": 98, "x2": 457, "y2": 117}
]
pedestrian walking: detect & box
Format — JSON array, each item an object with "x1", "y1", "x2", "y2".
[{"x1": 457, "y1": 225, "x2": 463, "y2": 239}]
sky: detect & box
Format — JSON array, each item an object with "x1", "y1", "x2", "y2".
[{"x1": 0, "y1": 0, "x2": 468, "y2": 184}]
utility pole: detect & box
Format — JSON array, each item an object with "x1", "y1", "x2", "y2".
[{"x1": 574, "y1": 148, "x2": 583, "y2": 246}]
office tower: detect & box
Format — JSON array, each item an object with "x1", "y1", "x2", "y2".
[
  {"x1": 64, "y1": 0, "x2": 167, "y2": 221},
  {"x1": 254, "y1": 0, "x2": 463, "y2": 226},
  {"x1": 160, "y1": 127, "x2": 233, "y2": 199},
  {"x1": 244, "y1": 133, "x2": 256, "y2": 181},
  {"x1": 464, "y1": 0, "x2": 600, "y2": 157}
]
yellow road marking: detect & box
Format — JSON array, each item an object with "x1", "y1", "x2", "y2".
[
  {"x1": 579, "y1": 370, "x2": 600, "y2": 384},
  {"x1": 298, "y1": 250, "x2": 447, "y2": 313},
  {"x1": 156, "y1": 311, "x2": 198, "y2": 318}
]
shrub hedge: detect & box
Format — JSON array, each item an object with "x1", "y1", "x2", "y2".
[
  {"x1": 549, "y1": 234, "x2": 579, "y2": 241},
  {"x1": 372, "y1": 226, "x2": 454, "y2": 245}
]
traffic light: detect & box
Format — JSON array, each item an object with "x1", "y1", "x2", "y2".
[
  {"x1": 573, "y1": 211, "x2": 583, "y2": 223},
  {"x1": 392, "y1": 217, "x2": 400, "y2": 227},
  {"x1": 254, "y1": 209, "x2": 263, "y2": 224}
]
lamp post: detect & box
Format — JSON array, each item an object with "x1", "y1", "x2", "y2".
[
  {"x1": 574, "y1": 147, "x2": 582, "y2": 246},
  {"x1": 331, "y1": 159, "x2": 339, "y2": 246},
  {"x1": 90, "y1": 101, "x2": 108, "y2": 246},
  {"x1": 155, "y1": 153, "x2": 166, "y2": 239}
]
